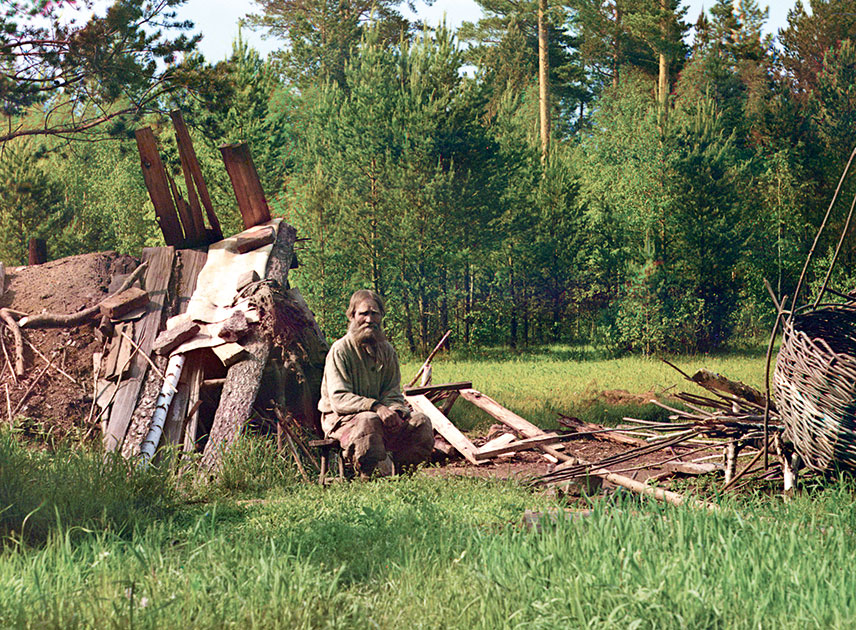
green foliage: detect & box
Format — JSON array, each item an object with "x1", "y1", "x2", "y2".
[
  {"x1": 1, "y1": 0, "x2": 206, "y2": 143},
  {"x1": 0, "y1": 138, "x2": 66, "y2": 264}
]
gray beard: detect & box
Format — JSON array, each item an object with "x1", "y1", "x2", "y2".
[{"x1": 349, "y1": 320, "x2": 386, "y2": 347}]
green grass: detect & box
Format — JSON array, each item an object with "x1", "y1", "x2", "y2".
[
  {"x1": 402, "y1": 345, "x2": 769, "y2": 431},
  {"x1": 5, "y1": 347, "x2": 850, "y2": 630}
]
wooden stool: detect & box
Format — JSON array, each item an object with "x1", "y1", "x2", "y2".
[{"x1": 308, "y1": 438, "x2": 346, "y2": 484}]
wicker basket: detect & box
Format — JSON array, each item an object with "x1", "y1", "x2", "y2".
[{"x1": 774, "y1": 304, "x2": 856, "y2": 471}]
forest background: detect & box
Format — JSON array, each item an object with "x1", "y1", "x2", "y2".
[{"x1": 3, "y1": 0, "x2": 855, "y2": 357}]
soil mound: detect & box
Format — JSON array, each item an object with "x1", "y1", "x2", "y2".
[{"x1": 1, "y1": 252, "x2": 138, "y2": 443}]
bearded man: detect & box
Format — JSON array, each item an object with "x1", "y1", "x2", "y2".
[{"x1": 318, "y1": 289, "x2": 435, "y2": 478}]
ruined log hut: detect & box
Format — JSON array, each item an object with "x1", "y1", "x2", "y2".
[{"x1": 93, "y1": 110, "x2": 327, "y2": 471}]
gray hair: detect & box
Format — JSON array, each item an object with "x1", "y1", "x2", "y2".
[{"x1": 346, "y1": 289, "x2": 385, "y2": 319}]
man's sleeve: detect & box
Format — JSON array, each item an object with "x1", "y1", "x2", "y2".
[
  {"x1": 378, "y1": 346, "x2": 409, "y2": 414},
  {"x1": 324, "y1": 344, "x2": 377, "y2": 415}
]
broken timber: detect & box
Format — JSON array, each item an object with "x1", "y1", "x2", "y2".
[{"x1": 406, "y1": 393, "x2": 482, "y2": 465}]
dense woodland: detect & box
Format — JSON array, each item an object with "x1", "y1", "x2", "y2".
[{"x1": 3, "y1": 0, "x2": 856, "y2": 354}]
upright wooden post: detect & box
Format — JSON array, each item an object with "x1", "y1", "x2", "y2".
[
  {"x1": 219, "y1": 143, "x2": 272, "y2": 229},
  {"x1": 28, "y1": 238, "x2": 47, "y2": 265}
]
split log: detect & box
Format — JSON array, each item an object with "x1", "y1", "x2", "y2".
[
  {"x1": 690, "y1": 369, "x2": 771, "y2": 410},
  {"x1": 170, "y1": 110, "x2": 222, "y2": 240},
  {"x1": 199, "y1": 222, "x2": 296, "y2": 474},
  {"x1": 99, "y1": 287, "x2": 149, "y2": 320},
  {"x1": 407, "y1": 329, "x2": 451, "y2": 387},
  {"x1": 135, "y1": 127, "x2": 184, "y2": 246},
  {"x1": 21, "y1": 262, "x2": 148, "y2": 329},
  {"x1": 219, "y1": 143, "x2": 272, "y2": 229},
  {"x1": 557, "y1": 415, "x2": 649, "y2": 448}
]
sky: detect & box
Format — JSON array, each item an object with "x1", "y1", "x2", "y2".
[{"x1": 175, "y1": 0, "x2": 801, "y2": 63}]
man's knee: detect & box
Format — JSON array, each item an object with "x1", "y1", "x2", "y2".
[{"x1": 336, "y1": 412, "x2": 387, "y2": 474}]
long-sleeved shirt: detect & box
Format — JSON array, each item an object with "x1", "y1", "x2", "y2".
[{"x1": 318, "y1": 333, "x2": 409, "y2": 434}]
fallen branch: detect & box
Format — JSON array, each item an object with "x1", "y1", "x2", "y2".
[
  {"x1": 19, "y1": 262, "x2": 148, "y2": 329},
  {"x1": 0, "y1": 308, "x2": 25, "y2": 376}
]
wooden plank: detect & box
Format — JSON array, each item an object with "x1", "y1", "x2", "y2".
[
  {"x1": 438, "y1": 390, "x2": 460, "y2": 415},
  {"x1": 167, "y1": 173, "x2": 199, "y2": 244},
  {"x1": 99, "y1": 287, "x2": 149, "y2": 320},
  {"x1": 170, "y1": 110, "x2": 222, "y2": 241},
  {"x1": 475, "y1": 433, "x2": 563, "y2": 460},
  {"x1": 153, "y1": 320, "x2": 200, "y2": 355},
  {"x1": 405, "y1": 394, "x2": 482, "y2": 466},
  {"x1": 404, "y1": 381, "x2": 472, "y2": 396},
  {"x1": 458, "y1": 388, "x2": 571, "y2": 462},
  {"x1": 176, "y1": 248, "x2": 208, "y2": 315},
  {"x1": 103, "y1": 247, "x2": 175, "y2": 452},
  {"x1": 236, "y1": 226, "x2": 276, "y2": 254},
  {"x1": 135, "y1": 127, "x2": 184, "y2": 246},
  {"x1": 219, "y1": 142, "x2": 272, "y2": 229},
  {"x1": 161, "y1": 380, "x2": 189, "y2": 448},
  {"x1": 182, "y1": 358, "x2": 205, "y2": 453},
  {"x1": 112, "y1": 322, "x2": 135, "y2": 380}
]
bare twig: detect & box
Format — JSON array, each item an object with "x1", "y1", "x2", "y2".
[
  {"x1": 21, "y1": 335, "x2": 79, "y2": 385},
  {"x1": 10, "y1": 363, "x2": 51, "y2": 418},
  {"x1": 5, "y1": 383, "x2": 12, "y2": 425},
  {"x1": 0, "y1": 329, "x2": 17, "y2": 386}
]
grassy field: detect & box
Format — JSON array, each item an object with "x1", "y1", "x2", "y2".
[
  {"x1": 5, "y1": 348, "x2": 854, "y2": 630},
  {"x1": 401, "y1": 345, "x2": 770, "y2": 431}
]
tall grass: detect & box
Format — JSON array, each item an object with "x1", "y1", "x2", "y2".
[{"x1": 0, "y1": 430, "x2": 175, "y2": 545}]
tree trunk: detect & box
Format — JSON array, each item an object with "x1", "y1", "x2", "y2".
[
  {"x1": 200, "y1": 222, "x2": 297, "y2": 474},
  {"x1": 538, "y1": 0, "x2": 551, "y2": 160},
  {"x1": 658, "y1": 0, "x2": 669, "y2": 130}
]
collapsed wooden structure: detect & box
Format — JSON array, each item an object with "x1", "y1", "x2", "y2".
[{"x1": 0, "y1": 110, "x2": 327, "y2": 471}]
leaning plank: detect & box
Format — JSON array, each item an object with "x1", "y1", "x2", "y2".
[
  {"x1": 458, "y1": 388, "x2": 571, "y2": 463},
  {"x1": 219, "y1": 143, "x2": 272, "y2": 229},
  {"x1": 199, "y1": 222, "x2": 296, "y2": 473},
  {"x1": 475, "y1": 433, "x2": 564, "y2": 460},
  {"x1": 169, "y1": 111, "x2": 206, "y2": 241},
  {"x1": 170, "y1": 110, "x2": 222, "y2": 240},
  {"x1": 403, "y1": 381, "x2": 473, "y2": 396},
  {"x1": 103, "y1": 247, "x2": 175, "y2": 452},
  {"x1": 405, "y1": 394, "x2": 482, "y2": 466},
  {"x1": 135, "y1": 127, "x2": 183, "y2": 246}
]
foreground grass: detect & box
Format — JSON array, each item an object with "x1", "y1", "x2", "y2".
[
  {"x1": 2, "y1": 459, "x2": 856, "y2": 629},
  {"x1": 401, "y1": 345, "x2": 769, "y2": 430},
  {"x1": 5, "y1": 348, "x2": 851, "y2": 629}
]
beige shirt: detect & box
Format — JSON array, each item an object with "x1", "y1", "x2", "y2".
[{"x1": 318, "y1": 333, "x2": 409, "y2": 433}]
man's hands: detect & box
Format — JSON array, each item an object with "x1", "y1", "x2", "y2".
[{"x1": 374, "y1": 403, "x2": 405, "y2": 431}]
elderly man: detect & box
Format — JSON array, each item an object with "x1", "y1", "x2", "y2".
[{"x1": 319, "y1": 289, "x2": 434, "y2": 478}]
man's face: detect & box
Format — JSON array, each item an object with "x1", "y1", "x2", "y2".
[{"x1": 349, "y1": 298, "x2": 383, "y2": 343}]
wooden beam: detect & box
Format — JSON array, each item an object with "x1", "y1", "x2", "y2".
[
  {"x1": 403, "y1": 381, "x2": 472, "y2": 396},
  {"x1": 135, "y1": 127, "x2": 184, "y2": 246},
  {"x1": 405, "y1": 394, "x2": 482, "y2": 466},
  {"x1": 104, "y1": 247, "x2": 175, "y2": 452},
  {"x1": 458, "y1": 388, "x2": 571, "y2": 462},
  {"x1": 219, "y1": 143, "x2": 272, "y2": 229},
  {"x1": 168, "y1": 111, "x2": 207, "y2": 241},
  {"x1": 475, "y1": 433, "x2": 564, "y2": 460},
  {"x1": 170, "y1": 110, "x2": 222, "y2": 240}
]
